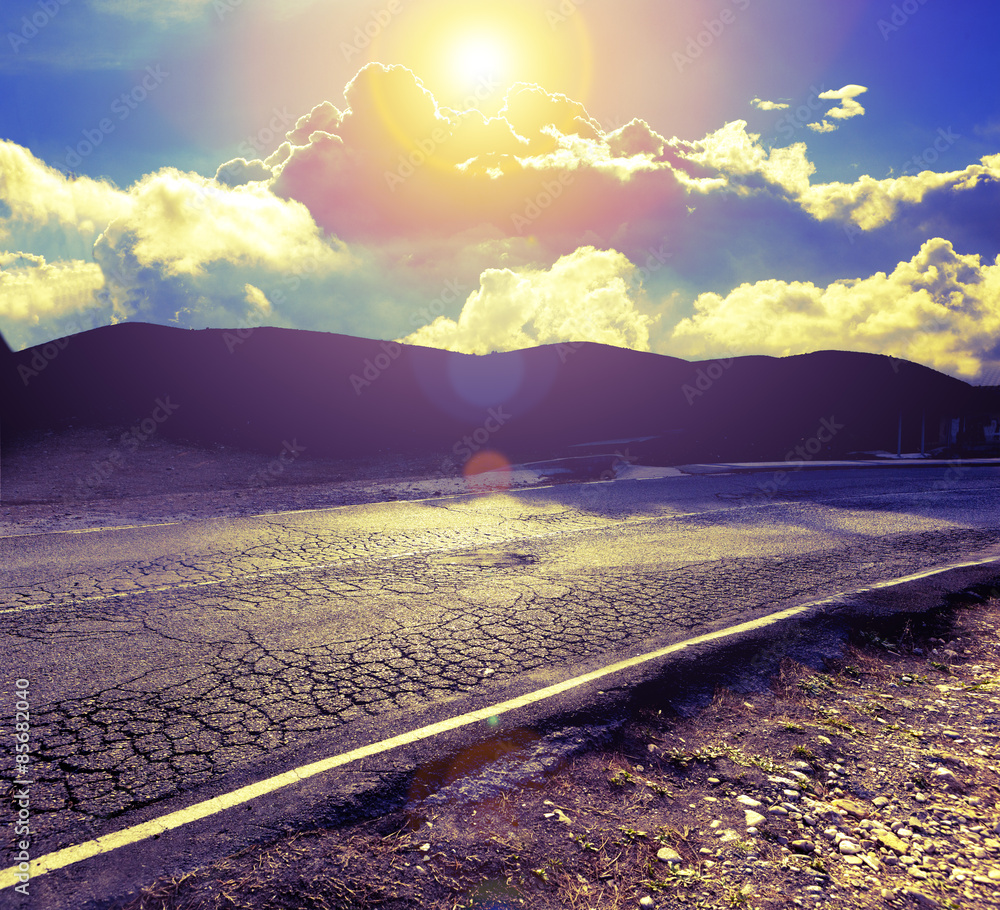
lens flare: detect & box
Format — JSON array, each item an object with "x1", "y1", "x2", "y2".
[{"x1": 463, "y1": 449, "x2": 512, "y2": 492}]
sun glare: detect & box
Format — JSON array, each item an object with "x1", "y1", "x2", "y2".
[
  {"x1": 368, "y1": 0, "x2": 592, "y2": 115},
  {"x1": 452, "y1": 34, "x2": 508, "y2": 90}
]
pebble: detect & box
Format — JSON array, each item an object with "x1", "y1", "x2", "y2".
[
  {"x1": 745, "y1": 811, "x2": 766, "y2": 828},
  {"x1": 738, "y1": 795, "x2": 763, "y2": 809},
  {"x1": 656, "y1": 846, "x2": 682, "y2": 866},
  {"x1": 639, "y1": 897, "x2": 655, "y2": 908},
  {"x1": 839, "y1": 840, "x2": 862, "y2": 855},
  {"x1": 831, "y1": 799, "x2": 869, "y2": 820}
]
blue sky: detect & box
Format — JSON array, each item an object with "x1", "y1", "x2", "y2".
[{"x1": 1, "y1": 0, "x2": 999, "y2": 380}]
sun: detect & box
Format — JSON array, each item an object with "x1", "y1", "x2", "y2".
[
  {"x1": 367, "y1": 0, "x2": 593, "y2": 115},
  {"x1": 452, "y1": 33, "x2": 509, "y2": 92}
]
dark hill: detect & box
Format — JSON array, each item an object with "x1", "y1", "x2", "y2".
[{"x1": 0, "y1": 323, "x2": 983, "y2": 465}]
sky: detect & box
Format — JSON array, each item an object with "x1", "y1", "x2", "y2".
[{"x1": 1, "y1": 0, "x2": 999, "y2": 382}]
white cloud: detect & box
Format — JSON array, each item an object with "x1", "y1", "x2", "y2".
[
  {"x1": 0, "y1": 140, "x2": 130, "y2": 253},
  {"x1": 819, "y1": 84, "x2": 868, "y2": 121},
  {"x1": 751, "y1": 98, "x2": 790, "y2": 111},
  {"x1": 0, "y1": 252, "x2": 107, "y2": 349},
  {"x1": 670, "y1": 238, "x2": 1000, "y2": 381},
  {"x1": 799, "y1": 153, "x2": 1000, "y2": 230},
  {"x1": 402, "y1": 247, "x2": 655, "y2": 355},
  {"x1": 673, "y1": 120, "x2": 815, "y2": 196},
  {"x1": 808, "y1": 120, "x2": 838, "y2": 134}
]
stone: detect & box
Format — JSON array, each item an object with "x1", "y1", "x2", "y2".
[
  {"x1": 862, "y1": 853, "x2": 881, "y2": 872},
  {"x1": 839, "y1": 840, "x2": 862, "y2": 855},
  {"x1": 873, "y1": 830, "x2": 910, "y2": 854},
  {"x1": 657, "y1": 846, "x2": 682, "y2": 865},
  {"x1": 791, "y1": 840, "x2": 815, "y2": 854},
  {"x1": 738, "y1": 795, "x2": 763, "y2": 809},
  {"x1": 873, "y1": 797, "x2": 890, "y2": 808},
  {"x1": 769, "y1": 806, "x2": 789, "y2": 816},
  {"x1": 832, "y1": 799, "x2": 869, "y2": 819},
  {"x1": 932, "y1": 767, "x2": 960, "y2": 788},
  {"x1": 745, "y1": 810, "x2": 766, "y2": 828},
  {"x1": 639, "y1": 897, "x2": 655, "y2": 908},
  {"x1": 900, "y1": 889, "x2": 940, "y2": 909}
]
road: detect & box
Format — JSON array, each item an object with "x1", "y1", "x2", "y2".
[{"x1": 2, "y1": 465, "x2": 1000, "y2": 901}]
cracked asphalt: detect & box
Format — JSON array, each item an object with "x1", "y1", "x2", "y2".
[{"x1": 3, "y1": 466, "x2": 1000, "y2": 871}]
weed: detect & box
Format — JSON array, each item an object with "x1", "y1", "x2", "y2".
[
  {"x1": 781, "y1": 722, "x2": 805, "y2": 734},
  {"x1": 570, "y1": 833, "x2": 599, "y2": 853},
  {"x1": 798, "y1": 675, "x2": 837, "y2": 697},
  {"x1": 792, "y1": 745, "x2": 816, "y2": 761},
  {"x1": 608, "y1": 768, "x2": 635, "y2": 787},
  {"x1": 726, "y1": 883, "x2": 751, "y2": 906}
]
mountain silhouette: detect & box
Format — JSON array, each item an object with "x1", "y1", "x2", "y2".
[{"x1": 0, "y1": 323, "x2": 991, "y2": 466}]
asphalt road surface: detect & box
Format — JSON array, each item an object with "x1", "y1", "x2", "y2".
[{"x1": 3, "y1": 465, "x2": 1000, "y2": 899}]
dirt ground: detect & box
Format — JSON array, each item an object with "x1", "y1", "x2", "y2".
[
  {"x1": 111, "y1": 593, "x2": 1000, "y2": 910},
  {"x1": 0, "y1": 427, "x2": 548, "y2": 536}
]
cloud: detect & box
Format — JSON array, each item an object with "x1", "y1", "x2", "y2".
[
  {"x1": 4, "y1": 64, "x2": 1000, "y2": 383},
  {"x1": 799, "y1": 153, "x2": 1000, "y2": 230},
  {"x1": 86, "y1": 0, "x2": 214, "y2": 23},
  {"x1": 807, "y1": 84, "x2": 867, "y2": 132},
  {"x1": 670, "y1": 238, "x2": 1000, "y2": 381},
  {"x1": 401, "y1": 247, "x2": 655, "y2": 355},
  {"x1": 819, "y1": 84, "x2": 868, "y2": 120},
  {"x1": 751, "y1": 98, "x2": 790, "y2": 111},
  {"x1": 0, "y1": 252, "x2": 107, "y2": 349},
  {"x1": 672, "y1": 119, "x2": 814, "y2": 196},
  {"x1": 0, "y1": 140, "x2": 130, "y2": 257},
  {"x1": 93, "y1": 168, "x2": 355, "y2": 327}
]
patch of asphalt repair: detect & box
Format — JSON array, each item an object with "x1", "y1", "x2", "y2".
[{"x1": 6, "y1": 553, "x2": 1000, "y2": 910}]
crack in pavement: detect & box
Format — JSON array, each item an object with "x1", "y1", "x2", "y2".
[{"x1": 3, "y1": 524, "x2": 1000, "y2": 857}]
